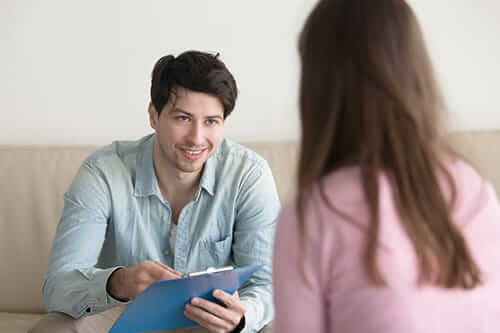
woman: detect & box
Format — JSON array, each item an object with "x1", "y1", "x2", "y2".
[{"x1": 273, "y1": 0, "x2": 500, "y2": 332}]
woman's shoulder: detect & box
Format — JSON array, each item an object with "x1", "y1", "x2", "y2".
[
  {"x1": 444, "y1": 158, "x2": 499, "y2": 224},
  {"x1": 278, "y1": 166, "x2": 367, "y2": 232}
]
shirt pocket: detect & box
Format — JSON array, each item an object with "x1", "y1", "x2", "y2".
[{"x1": 197, "y1": 236, "x2": 232, "y2": 268}]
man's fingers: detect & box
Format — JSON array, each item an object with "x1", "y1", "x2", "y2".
[
  {"x1": 184, "y1": 303, "x2": 233, "y2": 332},
  {"x1": 147, "y1": 261, "x2": 181, "y2": 280},
  {"x1": 190, "y1": 297, "x2": 229, "y2": 319},
  {"x1": 213, "y1": 290, "x2": 246, "y2": 313},
  {"x1": 152, "y1": 261, "x2": 182, "y2": 277}
]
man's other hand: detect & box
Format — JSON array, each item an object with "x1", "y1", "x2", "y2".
[
  {"x1": 107, "y1": 260, "x2": 181, "y2": 301},
  {"x1": 184, "y1": 290, "x2": 246, "y2": 332}
]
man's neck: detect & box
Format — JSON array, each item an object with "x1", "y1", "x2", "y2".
[{"x1": 152, "y1": 145, "x2": 202, "y2": 203}]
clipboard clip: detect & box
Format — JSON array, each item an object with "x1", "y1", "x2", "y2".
[{"x1": 183, "y1": 266, "x2": 234, "y2": 278}]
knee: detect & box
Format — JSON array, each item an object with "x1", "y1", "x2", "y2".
[
  {"x1": 258, "y1": 321, "x2": 274, "y2": 333},
  {"x1": 28, "y1": 313, "x2": 78, "y2": 333}
]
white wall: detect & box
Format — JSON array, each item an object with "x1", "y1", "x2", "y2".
[
  {"x1": 1, "y1": 0, "x2": 499, "y2": 145},
  {"x1": 409, "y1": 0, "x2": 500, "y2": 131}
]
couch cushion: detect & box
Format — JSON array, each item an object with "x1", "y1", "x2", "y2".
[{"x1": 0, "y1": 312, "x2": 43, "y2": 333}]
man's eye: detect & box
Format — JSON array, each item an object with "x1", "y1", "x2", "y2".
[
  {"x1": 206, "y1": 119, "x2": 219, "y2": 126},
  {"x1": 177, "y1": 116, "x2": 190, "y2": 122}
]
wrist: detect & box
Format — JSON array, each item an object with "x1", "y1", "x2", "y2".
[
  {"x1": 231, "y1": 316, "x2": 245, "y2": 333},
  {"x1": 106, "y1": 268, "x2": 130, "y2": 302}
]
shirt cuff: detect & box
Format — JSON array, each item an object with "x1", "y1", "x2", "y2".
[
  {"x1": 105, "y1": 267, "x2": 132, "y2": 305},
  {"x1": 79, "y1": 266, "x2": 130, "y2": 316}
]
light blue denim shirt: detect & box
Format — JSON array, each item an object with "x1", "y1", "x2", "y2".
[{"x1": 42, "y1": 134, "x2": 280, "y2": 332}]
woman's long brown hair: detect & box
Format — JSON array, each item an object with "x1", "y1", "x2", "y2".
[{"x1": 297, "y1": 0, "x2": 481, "y2": 288}]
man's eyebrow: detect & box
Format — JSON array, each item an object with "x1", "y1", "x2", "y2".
[
  {"x1": 169, "y1": 108, "x2": 192, "y2": 117},
  {"x1": 170, "y1": 108, "x2": 223, "y2": 120},
  {"x1": 206, "y1": 115, "x2": 224, "y2": 120}
]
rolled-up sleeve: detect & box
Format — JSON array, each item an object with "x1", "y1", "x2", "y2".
[{"x1": 42, "y1": 160, "x2": 126, "y2": 318}]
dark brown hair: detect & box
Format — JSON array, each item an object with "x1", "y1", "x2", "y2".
[
  {"x1": 297, "y1": 0, "x2": 481, "y2": 288},
  {"x1": 150, "y1": 50, "x2": 238, "y2": 118}
]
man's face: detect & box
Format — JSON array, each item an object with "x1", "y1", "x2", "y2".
[{"x1": 149, "y1": 87, "x2": 225, "y2": 175}]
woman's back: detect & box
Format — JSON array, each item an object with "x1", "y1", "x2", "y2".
[
  {"x1": 273, "y1": 159, "x2": 500, "y2": 332},
  {"x1": 276, "y1": 0, "x2": 500, "y2": 331}
]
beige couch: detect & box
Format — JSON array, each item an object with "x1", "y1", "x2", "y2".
[{"x1": 1, "y1": 130, "x2": 499, "y2": 333}]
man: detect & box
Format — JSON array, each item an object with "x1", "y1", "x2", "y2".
[{"x1": 30, "y1": 51, "x2": 280, "y2": 333}]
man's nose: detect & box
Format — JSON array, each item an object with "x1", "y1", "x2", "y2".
[{"x1": 186, "y1": 122, "x2": 204, "y2": 145}]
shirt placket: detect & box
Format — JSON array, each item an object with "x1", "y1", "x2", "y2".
[
  {"x1": 173, "y1": 201, "x2": 194, "y2": 273},
  {"x1": 155, "y1": 196, "x2": 174, "y2": 267}
]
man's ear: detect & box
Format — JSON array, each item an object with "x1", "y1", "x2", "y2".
[{"x1": 148, "y1": 103, "x2": 158, "y2": 130}]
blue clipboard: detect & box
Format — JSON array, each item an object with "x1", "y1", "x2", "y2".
[{"x1": 109, "y1": 264, "x2": 262, "y2": 333}]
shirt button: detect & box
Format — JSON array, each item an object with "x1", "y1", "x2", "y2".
[
  {"x1": 163, "y1": 215, "x2": 169, "y2": 222},
  {"x1": 164, "y1": 248, "x2": 170, "y2": 256}
]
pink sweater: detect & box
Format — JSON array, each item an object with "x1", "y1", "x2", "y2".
[{"x1": 273, "y1": 160, "x2": 500, "y2": 332}]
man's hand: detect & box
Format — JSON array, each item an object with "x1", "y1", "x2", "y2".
[
  {"x1": 107, "y1": 260, "x2": 181, "y2": 301},
  {"x1": 184, "y1": 290, "x2": 246, "y2": 333}
]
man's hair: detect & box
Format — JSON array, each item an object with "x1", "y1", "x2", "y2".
[{"x1": 150, "y1": 51, "x2": 238, "y2": 118}]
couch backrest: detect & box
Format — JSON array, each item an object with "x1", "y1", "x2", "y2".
[
  {"x1": 446, "y1": 131, "x2": 500, "y2": 191},
  {"x1": 1, "y1": 130, "x2": 499, "y2": 313},
  {"x1": 0, "y1": 146, "x2": 98, "y2": 313},
  {"x1": 0, "y1": 141, "x2": 299, "y2": 313}
]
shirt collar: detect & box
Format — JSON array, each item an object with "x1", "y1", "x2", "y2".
[
  {"x1": 198, "y1": 149, "x2": 216, "y2": 197},
  {"x1": 134, "y1": 134, "x2": 161, "y2": 197}
]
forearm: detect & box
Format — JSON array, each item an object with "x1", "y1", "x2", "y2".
[
  {"x1": 233, "y1": 160, "x2": 280, "y2": 332},
  {"x1": 234, "y1": 221, "x2": 277, "y2": 332},
  {"x1": 42, "y1": 266, "x2": 126, "y2": 318},
  {"x1": 239, "y1": 282, "x2": 273, "y2": 333},
  {"x1": 235, "y1": 258, "x2": 274, "y2": 333}
]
